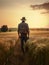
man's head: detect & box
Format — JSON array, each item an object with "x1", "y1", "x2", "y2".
[{"x1": 21, "y1": 17, "x2": 26, "y2": 22}]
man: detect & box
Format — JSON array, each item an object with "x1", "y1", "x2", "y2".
[{"x1": 18, "y1": 17, "x2": 29, "y2": 53}]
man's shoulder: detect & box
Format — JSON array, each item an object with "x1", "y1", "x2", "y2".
[
  {"x1": 18, "y1": 23, "x2": 29, "y2": 29},
  {"x1": 23, "y1": 23, "x2": 28, "y2": 27},
  {"x1": 23, "y1": 23, "x2": 28, "y2": 26},
  {"x1": 19, "y1": 22, "x2": 28, "y2": 25}
]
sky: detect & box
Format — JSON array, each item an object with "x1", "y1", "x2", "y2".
[{"x1": 0, "y1": 0, "x2": 49, "y2": 28}]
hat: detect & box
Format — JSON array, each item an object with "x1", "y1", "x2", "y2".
[{"x1": 21, "y1": 17, "x2": 26, "y2": 21}]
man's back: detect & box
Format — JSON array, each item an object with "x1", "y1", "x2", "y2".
[{"x1": 18, "y1": 22, "x2": 29, "y2": 34}]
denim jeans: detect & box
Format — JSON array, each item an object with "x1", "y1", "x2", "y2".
[{"x1": 20, "y1": 33, "x2": 28, "y2": 53}]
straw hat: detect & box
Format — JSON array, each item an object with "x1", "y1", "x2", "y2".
[{"x1": 21, "y1": 17, "x2": 26, "y2": 21}]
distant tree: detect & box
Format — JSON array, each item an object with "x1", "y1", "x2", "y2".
[{"x1": 1, "y1": 25, "x2": 8, "y2": 32}]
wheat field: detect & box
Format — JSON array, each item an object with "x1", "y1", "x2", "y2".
[{"x1": 0, "y1": 31, "x2": 49, "y2": 65}]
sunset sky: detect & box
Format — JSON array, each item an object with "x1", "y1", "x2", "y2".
[{"x1": 0, "y1": 0, "x2": 49, "y2": 28}]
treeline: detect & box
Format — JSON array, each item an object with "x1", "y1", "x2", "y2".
[
  {"x1": 30, "y1": 28, "x2": 49, "y2": 31},
  {"x1": 0, "y1": 25, "x2": 49, "y2": 32},
  {"x1": 0, "y1": 25, "x2": 17, "y2": 32}
]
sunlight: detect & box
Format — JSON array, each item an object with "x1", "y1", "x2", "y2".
[
  {"x1": 24, "y1": 10, "x2": 48, "y2": 28},
  {"x1": 1, "y1": 6, "x2": 49, "y2": 28},
  {"x1": 30, "y1": 10, "x2": 47, "y2": 28}
]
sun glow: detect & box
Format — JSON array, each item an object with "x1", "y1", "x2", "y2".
[
  {"x1": 28, "y1": 10, "x2": 48, "y2": 28},
  {"x1": 1, "y1": 5, "x2": 49, "y2": 28}
]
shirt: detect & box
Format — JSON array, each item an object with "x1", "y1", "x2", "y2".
[{"x1": 18, "y1": 22, "x2": 29, "y2": 35}]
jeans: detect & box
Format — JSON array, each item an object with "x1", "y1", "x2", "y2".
[{"x1": 20, "y1": 33, "x2": 28, "y2": 53}]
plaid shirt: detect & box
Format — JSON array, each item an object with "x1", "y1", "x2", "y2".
[{"x1": 18, "y1": 22, "x2": 29, "y2": 35}]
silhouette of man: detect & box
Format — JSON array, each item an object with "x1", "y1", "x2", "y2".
[{"x1": 18, "y1": 17, "x2": 29, "y2": 53}]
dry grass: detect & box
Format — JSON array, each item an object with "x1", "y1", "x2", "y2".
[{"x1": 0, "y1": 32, "x2": 49, "y2": 65}]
